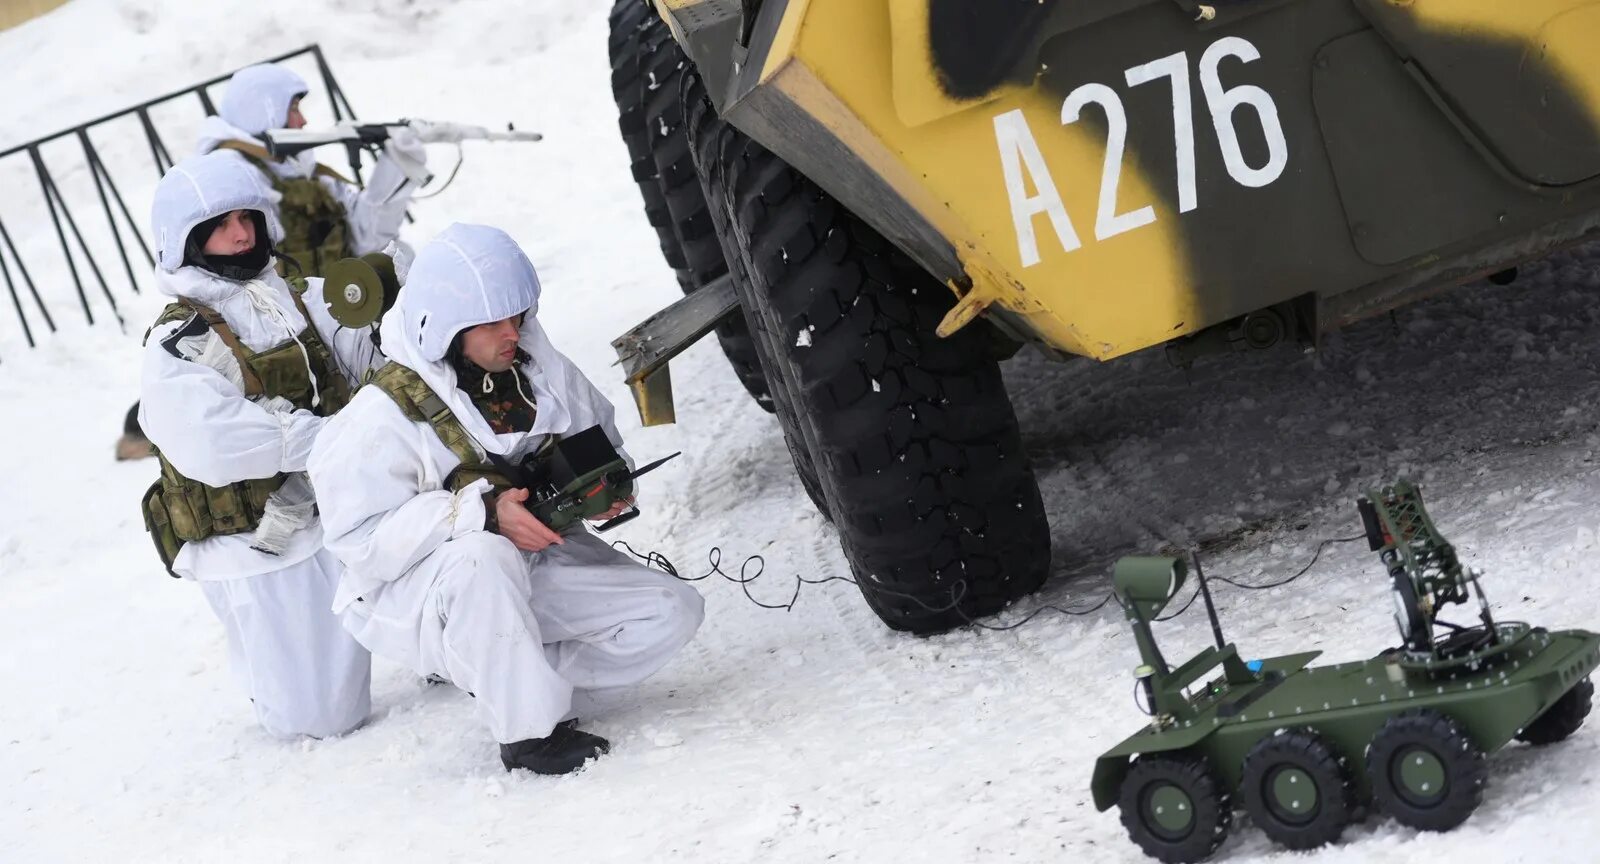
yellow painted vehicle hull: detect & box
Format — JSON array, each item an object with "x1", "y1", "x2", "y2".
[{"x1": 658, "y1": 0, "x2": 1600, "y2": 361}]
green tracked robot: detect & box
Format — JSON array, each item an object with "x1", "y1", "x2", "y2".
[{"x1": 1095, "y1": 479, "x2": 1600, "y2": 862}]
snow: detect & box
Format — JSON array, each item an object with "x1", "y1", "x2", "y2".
[{"x1": 4, "y1": 1, "x2": 1600, "y2": 862}]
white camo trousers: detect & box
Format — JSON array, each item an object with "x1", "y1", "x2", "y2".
[
  {"x1": 344, "y1": 530, "x2": 704, "y2": 743},
  {"x1": 199, "y1": 548, "x2": 373, "y2": 739}
]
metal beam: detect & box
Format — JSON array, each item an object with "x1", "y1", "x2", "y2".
[{"x1": 610, "y1": 274, "x2": 740, "y2": 426}]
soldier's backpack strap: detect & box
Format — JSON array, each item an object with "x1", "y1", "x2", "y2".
[
  {"x1": 370, "y1": 362, "x2": 488, "y2": 471},
  {"x1": 369, "y1": 362, "x2": 520, "y2": 496},
  {"x1": 148, "y1": 300, "x2": 266, "y2": 397},
  {"x1": 144, "y1": 302, "x2": 195, "y2": 346},
  {"x1": 285, "y1": 278, "x2": 313, "y2": 316},
  {"x1": 179, "y1": 301, "x2": 266, "y2": 397},
  {"x1": 282, "y1": 278, "x2": 358, "y2": 412},
  {"x1": 214, "y1": 139, "x2": 355, "y2": 184}
]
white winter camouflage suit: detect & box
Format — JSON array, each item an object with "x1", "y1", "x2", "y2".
[
  {"x1": 308, "y1": 223, "x2": 704, "y2": 745},
  {"x1": 195, "y1": 62, "x2": 420, "y2": 261},
  {"x1": 139, "y1": 151, "x2": 379, "y2": 739}
]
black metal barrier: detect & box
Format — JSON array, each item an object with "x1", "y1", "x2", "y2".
[{"x1": 0, "y1": 44, "x2": 358, "y2": 361}]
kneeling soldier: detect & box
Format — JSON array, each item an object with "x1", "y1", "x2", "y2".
[
  {"x1": 308, "y1": 223, "x2": 703, "y2": 774},
  {"x1": 139, "y1": 151, "x2": 382, "y2": 739}
]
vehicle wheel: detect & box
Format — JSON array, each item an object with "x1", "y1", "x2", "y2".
[
  {"x1": 1366, "y1": 708, "x2": 1486, "y2": 831},
  {"x1": 681, "y1": 70, "x2": 1051, "y2": 633},
  {"x1": 1118, "y1": 754, "x2": 1232, "y2": 863},
  {"x1": 681, "y1": 68, "x2": 829, "y2": 518},
  {"x1": 1239, "y1": 729, "x2": 1352, "y2": 850},
  {"x1": 607, "y1": 0, "x2": 773, "y2": 411},
  {"x1": 1516, "y1": 677, "x2": 1593, "y2": 746},
  {"x1": 606, "y1": 0, "x2": 676, "y2": 264}
]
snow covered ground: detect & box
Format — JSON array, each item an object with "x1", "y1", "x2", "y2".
[{"x1": 4, "y1": 1, "x2": 1600, "y2": 862}]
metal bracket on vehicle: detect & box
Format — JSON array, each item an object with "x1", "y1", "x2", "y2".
[
  {"x1": 611, "y1": 274, "x2": 741, "y2": 427},
  {"x1": 936, "y1": 284, "x2": 993, "y2": 338}
]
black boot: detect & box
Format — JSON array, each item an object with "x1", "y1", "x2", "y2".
[{"x1": 499, "y1": 721, "x2": 611, "y2": 775}]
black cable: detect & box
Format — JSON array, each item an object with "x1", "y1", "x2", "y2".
[
  {"x1": 610, "y1": 541, "x2": 1116, "y2": 627},
  {"x1": 1153, "y1": 534, "x2": 1366, "y2": 622},
  {"x1": 1206, "y1": 534, "x2": 1368, "y2": 591},
  {"x1": 963, "y1": 593, "x2": 1117, "y2": 631},
  {"x1": 1155, "y1": 582, "x2": 1204, "y2": 622},
  {"x1": 613, "y1": 532, "x2": 1368, "y2": 632}
]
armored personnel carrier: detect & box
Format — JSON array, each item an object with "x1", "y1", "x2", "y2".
[
  {"x1": 1094, "y1": 481, "x2": 1599, "y2": 861},
  {"x1": 607, "y1": 0, "x2": 1600, "y2": 633}
]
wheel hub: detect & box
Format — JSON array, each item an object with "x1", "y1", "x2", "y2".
[
  {"x1": 1266, "y1": 765, "x2": 1320, "y2": 825},
  {"x1": 1144, "y1": 782, "x2": 1196, "y2": 839},
  {"x1": 1393, "y1": 746, "x2": 1448, "y2": 807}
]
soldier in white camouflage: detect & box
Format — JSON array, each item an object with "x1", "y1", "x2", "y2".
[{"x1": 139, "y1": 150, "x2": 384, "y2": 739}]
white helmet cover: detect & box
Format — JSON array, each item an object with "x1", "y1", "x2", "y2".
[
  {"x1": 392, "y1": 223, "x2": 542, "y2": 363},
  {"x1": 218, "y1": 63, "x2": 309, "y2": 136},
  {"x1": 149, "y1": 150, "x2": 285, "y2": 273}
]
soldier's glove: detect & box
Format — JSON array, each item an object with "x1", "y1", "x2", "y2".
[
  {"x1": 368, "y1": 127, "x2": 429, "y2": 203},
  {"x1": 254, "y1": 395, "x2": 297, "y2": 415},
  {"x1": 382, "y1": 238, "x2": 416, "y2": 284},
  {"x1": 249, "y1": 472, "x2": 317, "y2": 556},
  {"x1": 383, "y1": 126, "x2": 427, "y2": 165}
]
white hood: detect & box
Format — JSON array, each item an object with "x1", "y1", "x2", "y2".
[
  {"x1": 194, "y1": 115, "x2": 318, "y2": 180},
  {"x1": 217, "y1": 63, "x2": 307, "y2": 137},
  {"x1": 152, "y1": 265, "x2": 311, "y2": 347},
  {"x1": 149, "y1": 151, "x2": 285, "y2": 273},
  {"x1": 391, "y1": 222, "x2": 541, "y2": 363},
  {"x1": 378, "y1": 223, "x2": 607, "y2": 458}
]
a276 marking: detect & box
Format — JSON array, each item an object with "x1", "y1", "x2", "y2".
[{"x1": 995, "y1": 36, "x2": 1290, "y2": 268}]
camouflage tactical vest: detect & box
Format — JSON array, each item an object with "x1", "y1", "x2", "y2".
[
  {"x1": 368, "y1": 362, "x2": 515, "y2": 496},
  {"x1": 141, "y1": 282, "x2": 352, "y2": 576},
  {"x1": 216, "y1": 140, "x2": 352, "y2": 279}
]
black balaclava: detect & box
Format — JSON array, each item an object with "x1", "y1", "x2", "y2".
[
  {"x1": 182, "y1": 209, "x2": 273, "y2": 281},
  {"x1": 447, "y1": 329, "x2": 537, "y2": 438},
  {"x1": 446, "y1": 329, "x2": 532, "y2": 392}
]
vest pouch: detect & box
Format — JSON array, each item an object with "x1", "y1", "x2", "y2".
[
  {"x1": 305, "y1": 336, "x2": 352, "y2": 411},
  {"x1": 158, "y1": 457, "x2": 213, "y2": 542},
  {"x1": 200, "y1": 482, "x2": 253, "y2": 536},
  {"x1": 141, "y1": 480, "x2": 185, "y2": 578},
  {"x1": 246, "y1": 340, "x2": 316, "y2": 408},
  {"x1": 157, "y1": 457, "x2": 284, "y2": 541},
  {"x1": 276, "y1": 177, "x2": 350, "y2": 278},
  {"x1": 202, "y1": 474, "x2": 282, "y2": 536}
]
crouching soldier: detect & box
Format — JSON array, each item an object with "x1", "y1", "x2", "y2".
[
  {"x1": 307, "y1": 223, "x2": 704, "y2": 775},
  {"x1": 139, "y1": 151, "x2": 383, "y2": 739}
]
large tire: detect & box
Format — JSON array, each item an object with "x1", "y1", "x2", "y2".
[
  {"x1": 682, "y1": 69, "x2": 830, "y2": 519},
  {"x1": 606, "y1": 0, "x2": 677, "y2": 267},
  {"x1": 1239, "y1": 729, "x2": 1352, "y2": 850},
  {"x1": 1516, "y1": 677, "x2": 1593, "y2": 746},
  {"x1": 1118, "y1": 754, "x2": 1233, "y2": 863},
  {"x1": 682, "y1": 74, "x2": 1051, "y2": 633},
  {"x1": 1366, "y1": 708, "x2": 1486, "y2": 832},
  {"x1": 608, "y1": 0, "x2": 772, "y2": 411}
]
